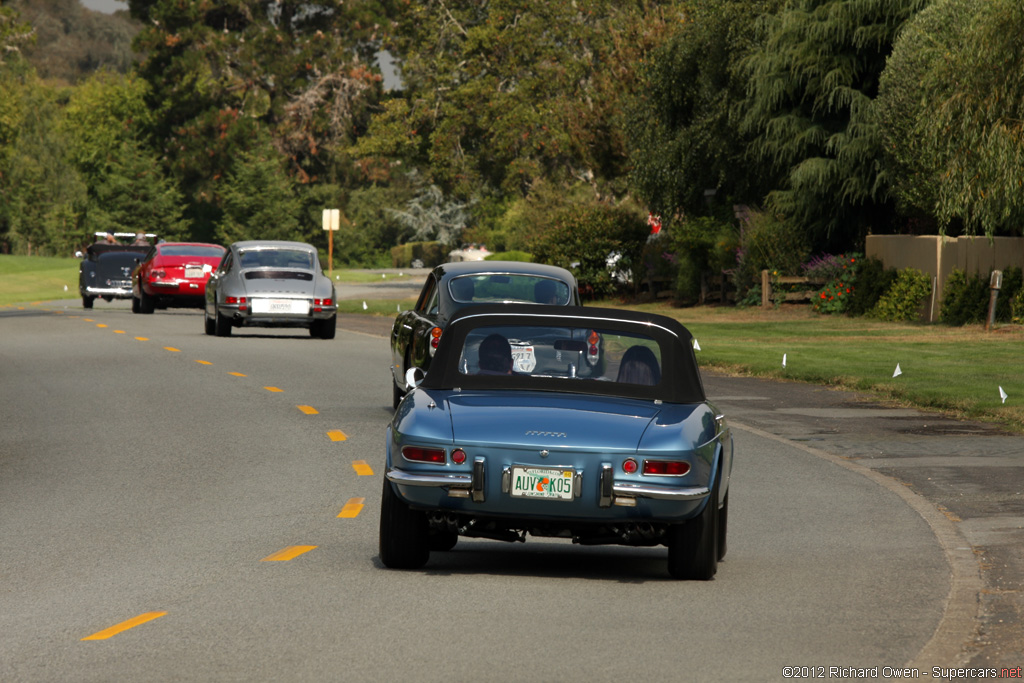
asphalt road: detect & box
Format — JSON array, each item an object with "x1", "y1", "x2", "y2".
[{"x1": 0, "y1": 299, "x2": 1017, "y2": 681}]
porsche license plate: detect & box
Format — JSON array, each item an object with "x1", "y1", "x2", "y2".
[
  {"x1": 510, "y1": 467, "x2": 574, "y2": 500},
  {"x1": 251, "y1": 298, "x2": 309, "y2": 315}
]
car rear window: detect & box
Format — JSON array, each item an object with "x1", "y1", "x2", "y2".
[
  {"x1": 238, "y1": 249, "x2": 314, "y2": 270},
  {"x1": 448, "y1": 274, "x2": 571, "y2": 305},
  {"x1": 161, "y1": 245, "x2": 225, "y2": 258},
  {"x1": 457, "y1": 324, "x2": 662, "y2": 387}
]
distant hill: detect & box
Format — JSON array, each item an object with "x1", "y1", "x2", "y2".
[{"x1": 9, "y1": 0, "x2": 142, "y2": 83}]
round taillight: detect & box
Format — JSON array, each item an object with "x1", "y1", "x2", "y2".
[
  {"x1": 589, "y1": 344, "x2": 598, "y2": 355},
  {"x1": 622, "y1": 458, "x2": 638, "y2": 474},
  {"x1": 451, "y1": 448, "x2": 467, "y2": 465},
  {"x1": 588, "y1": 330, "x2": 600, "y2": 345}
]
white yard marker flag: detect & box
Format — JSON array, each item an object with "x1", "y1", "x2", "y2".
[
  {"x1": 692, "y1": 339, "x2": 701, "y2": 351},
  {"x1": 893, "y1": 363, "x2": 902, "y2": 378},
  {"x1": 782, "y1": 353, "x2": 787, "y2": 368},
  {"x1": 362, "y1": 301, "x2": 368, "y2": 310},
  {"x1": 999, "y1": 386, "x2": 1008, "y2": 404}
]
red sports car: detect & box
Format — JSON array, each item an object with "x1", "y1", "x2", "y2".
[{"x1": 132, "y1": 242, "x2": 226, "y2": 313}]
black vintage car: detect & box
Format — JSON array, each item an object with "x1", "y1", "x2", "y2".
[
  {"x1": 78, "y1": 233, "x2": 155, "y2": 309},
  {"x1": 389, "y1": 260, "x2": 580, "y2": 409}
]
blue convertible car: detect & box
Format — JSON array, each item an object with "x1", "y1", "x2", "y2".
[{"x1": 380, "y1": 305, "x2": 733, "y2": 580}]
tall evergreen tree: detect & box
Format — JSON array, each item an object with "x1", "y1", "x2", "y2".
[{"x1": 741, "y1": 0, "x2": 928, "y2": 252}]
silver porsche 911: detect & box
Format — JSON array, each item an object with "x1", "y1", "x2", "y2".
[{"x1": 204, "y1": 240, "x2": 338, "y2": 339}]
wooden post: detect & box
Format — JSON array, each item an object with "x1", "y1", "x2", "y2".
[{"x1": 761, "y1": 269, "x2": 771, "y2": 309}]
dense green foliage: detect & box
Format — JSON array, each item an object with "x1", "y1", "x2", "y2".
[
  {"x1": 845, "y1": 256, "x2": 895, "y2": 316},
  {"x1": 872, "y1": 268, "x2": 931, "y2": 322},
  {"x1": 878, "y1": 0, "x2": 1024, "y2": 238},
  {"x1": 1, "y1": 0, "x2": 1021, "y2": 308}
]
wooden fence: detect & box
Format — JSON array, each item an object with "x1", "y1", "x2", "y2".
[{"x1": 761, "y1": 270, "x2": 825, "y2": 308}]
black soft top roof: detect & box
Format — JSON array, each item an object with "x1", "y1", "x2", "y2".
[{"x1": 421, "y1": 304, "x2": 706, "y2": 403}]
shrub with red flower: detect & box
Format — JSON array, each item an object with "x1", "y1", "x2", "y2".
[{"x1": 807, "y1": 252, "x2": 861, "y2": 314}]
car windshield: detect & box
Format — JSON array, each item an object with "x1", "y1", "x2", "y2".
[
  {"x1": 457, "y1": 324, "x2": 662, "y2": 386},
  {"x1": 161, "y1": 245, "x2": 224, "y2": 258},
  {"x1": 238, "y1": 249, "x2": 314, "y2": 270},
  {"x1": 448, "y1": 274, "x2": 571, "y2": 305}
]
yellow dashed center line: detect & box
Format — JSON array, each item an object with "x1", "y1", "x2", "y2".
[
  {"x1": 352, "y1": 460, "x2": 374, "y2": 476},
  {"x1": 81, "y1": 612, "x2": 167, "y2": 641},
  {"x1": 82, "y1": 318, "x2": 94, "y2": 322},
  {"x1": 261, "y1": 545, "x2": 317, "y2": 562},
  {"x1": 264, "y1": 386, "x2": 283, "y2": 393},
  {"x1": 114, "y1": 330, "x2": 125, "y2": 334},
  {"x1": 338, "y1": 498, "x2": 365, "y2": 518},
  {"x1": 297, "y1": 405, "x2": 319, "y2": 415},
  {"x1": 135, "y1": 337, "x2": 148, "y2": 341},
  {"x1": 228, "y1": 372, "x2": 247, "y2": 377},
  {"x1": 96, "y1": 324, "x2": 107, "y2": 328},
  {"x1": 327, "y1": 430, "x2": 348, "y2": 442},
  {"x1": 195, "y1": 360, "x2": 212, "y2": 365},
  {"x1": 164, "y1": 347, "x2": 180, "y2": 352}
]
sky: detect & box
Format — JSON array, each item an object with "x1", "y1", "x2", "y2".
[{"x1": 80, "y1": 0, "x2": 128, "y2": 13}]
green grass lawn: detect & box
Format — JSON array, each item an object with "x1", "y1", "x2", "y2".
[
  {"x1": 5, "y1": 255, "x2": 1021, "y2": 431},
  {"x1": 0, "y1": 255, "x2": 81, "y2": 305},
  {"x1": 601, "y1": 300, "x2": 1024, "y2": 431}
]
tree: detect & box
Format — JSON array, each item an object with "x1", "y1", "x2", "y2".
[
  {"x1": 364, "y1": 0, "x2": 681, "y2": 202},
  {"x1": 741, "y1": 0, "x2": 928, "y2": 252},
  {"x1": 129, "y1": 0, "x2": 389, "y2": 238},
  {"x1": 216, "y1": 139, "x2": 302, "y2": 245},
  {"x1": 626, "y1": 0, "x2": 784, "y2": 221},
  {"x1": 85, "y1": 138, "x2": 188, "y2": 240},
  {"x1": 878, "y1": 0, "x2": 1024, "y2": 238}
]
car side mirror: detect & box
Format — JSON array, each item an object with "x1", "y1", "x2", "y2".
[{"x1": 405, "y1": 367, "x2": 425, "y2": 391}]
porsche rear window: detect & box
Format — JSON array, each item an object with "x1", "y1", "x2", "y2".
[
  {"x1": 457, "y1": 324, "x2": 662, "y2": 386},
  {"x1": 238, "y1": 249, "x2": 314, "y2": 270},
  {"x1": 449, "y1": 275, "x2": 571, "y2": 305}
]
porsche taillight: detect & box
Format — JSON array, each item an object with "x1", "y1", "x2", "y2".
[
  {"x1": 402, "y1": 446, "x2": 446, "y2": 464},
  {"x1": 313, "y1": 298, "x2": 332, "y2": 312},
  {"x1": 226, "y1": 296, "x2": 247, "y2": 311}
]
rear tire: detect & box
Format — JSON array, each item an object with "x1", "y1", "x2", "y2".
[
  {"x1": 667, "y1": 467, "x2": 719, "y2": 580},
  {"x1": 82, "y1": 296, "x2": 94, "y2": 309},
  {"x1": 379, "y1": 478, "x2": 429, "y2": 569},
  {"x1": 131, "y1": 295, "x2": 141, "y2": 313},
  {"x1": 204, "y1": 307, "x2": 215, "y2": 335},
  {"x1": 311, "y1": 315, "x2": 336, "y2": 340},
  {"x1": 139, "y1": 288, "x2": 155, "y2": 314},
  {"x1": 215, "y1": 307, "x2": 232, "y2": 337}
]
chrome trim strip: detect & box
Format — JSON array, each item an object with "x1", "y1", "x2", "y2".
[
  {"x1": 385, "y1": 469, "x2": 472, "y2": 488},
  {"x1": 612, "y1": 482, "x2": 709, "y2": 501},
  {"x1": 84, "y1": 287, "x2": 132, "y2": 295}
]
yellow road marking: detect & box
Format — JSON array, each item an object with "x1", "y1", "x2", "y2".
[
  {"x1": 352, "y1": 460, "x2": 374, "y2": 476},
  {"x1": 228, "y1": 372, "x2": 247, "y2": 377},
  {"x1": 81, "y1": 611, "x2": 167, "y2": 641},
  {"x1": 83, "y1": 318, "x2": 94, "y2": 322},
  {"x1": 195, "y1": 360, "x2": 212, "y2": 365},
  {"x1": 164, "y1": 347, "x2": 180, "y2": 352},
  {"x1": 135, "y1": 337, "x2": 148, "y2": 341},
  {"x1": 338, "y1": 498, "x2": 365, "y2": 518},
  {"x1": 97, "y1": 324, "x2": 107, "y2": 328},
  {"x1": 264, "y1": 386, "x2": 283, "y2": 393},
  {"x1": 261, "y1": 545, "x2": 317, "y2": 561},
  {"x1": 297, "y1": 405, "x2": 318, "y2": 415},
  {"x1": 327, "y1": 430, "x2": 348, "y2": 442},
  {"x1": 114, "y1": 330, "x2": 125, "y2": 334}
]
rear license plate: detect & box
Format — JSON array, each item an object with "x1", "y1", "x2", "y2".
[
  {"x1": 184, "y1": 266, "x2": 203, "y2": 278},
  {"x1": 511, "y1": 345, "x2": 536, "y2": 373},
  {"x1": 251, "y1": 298, "x2": 309, "y2": 315},
  {"x1": 509, "y1": 466, "x2": 575, "y2": 500}
]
